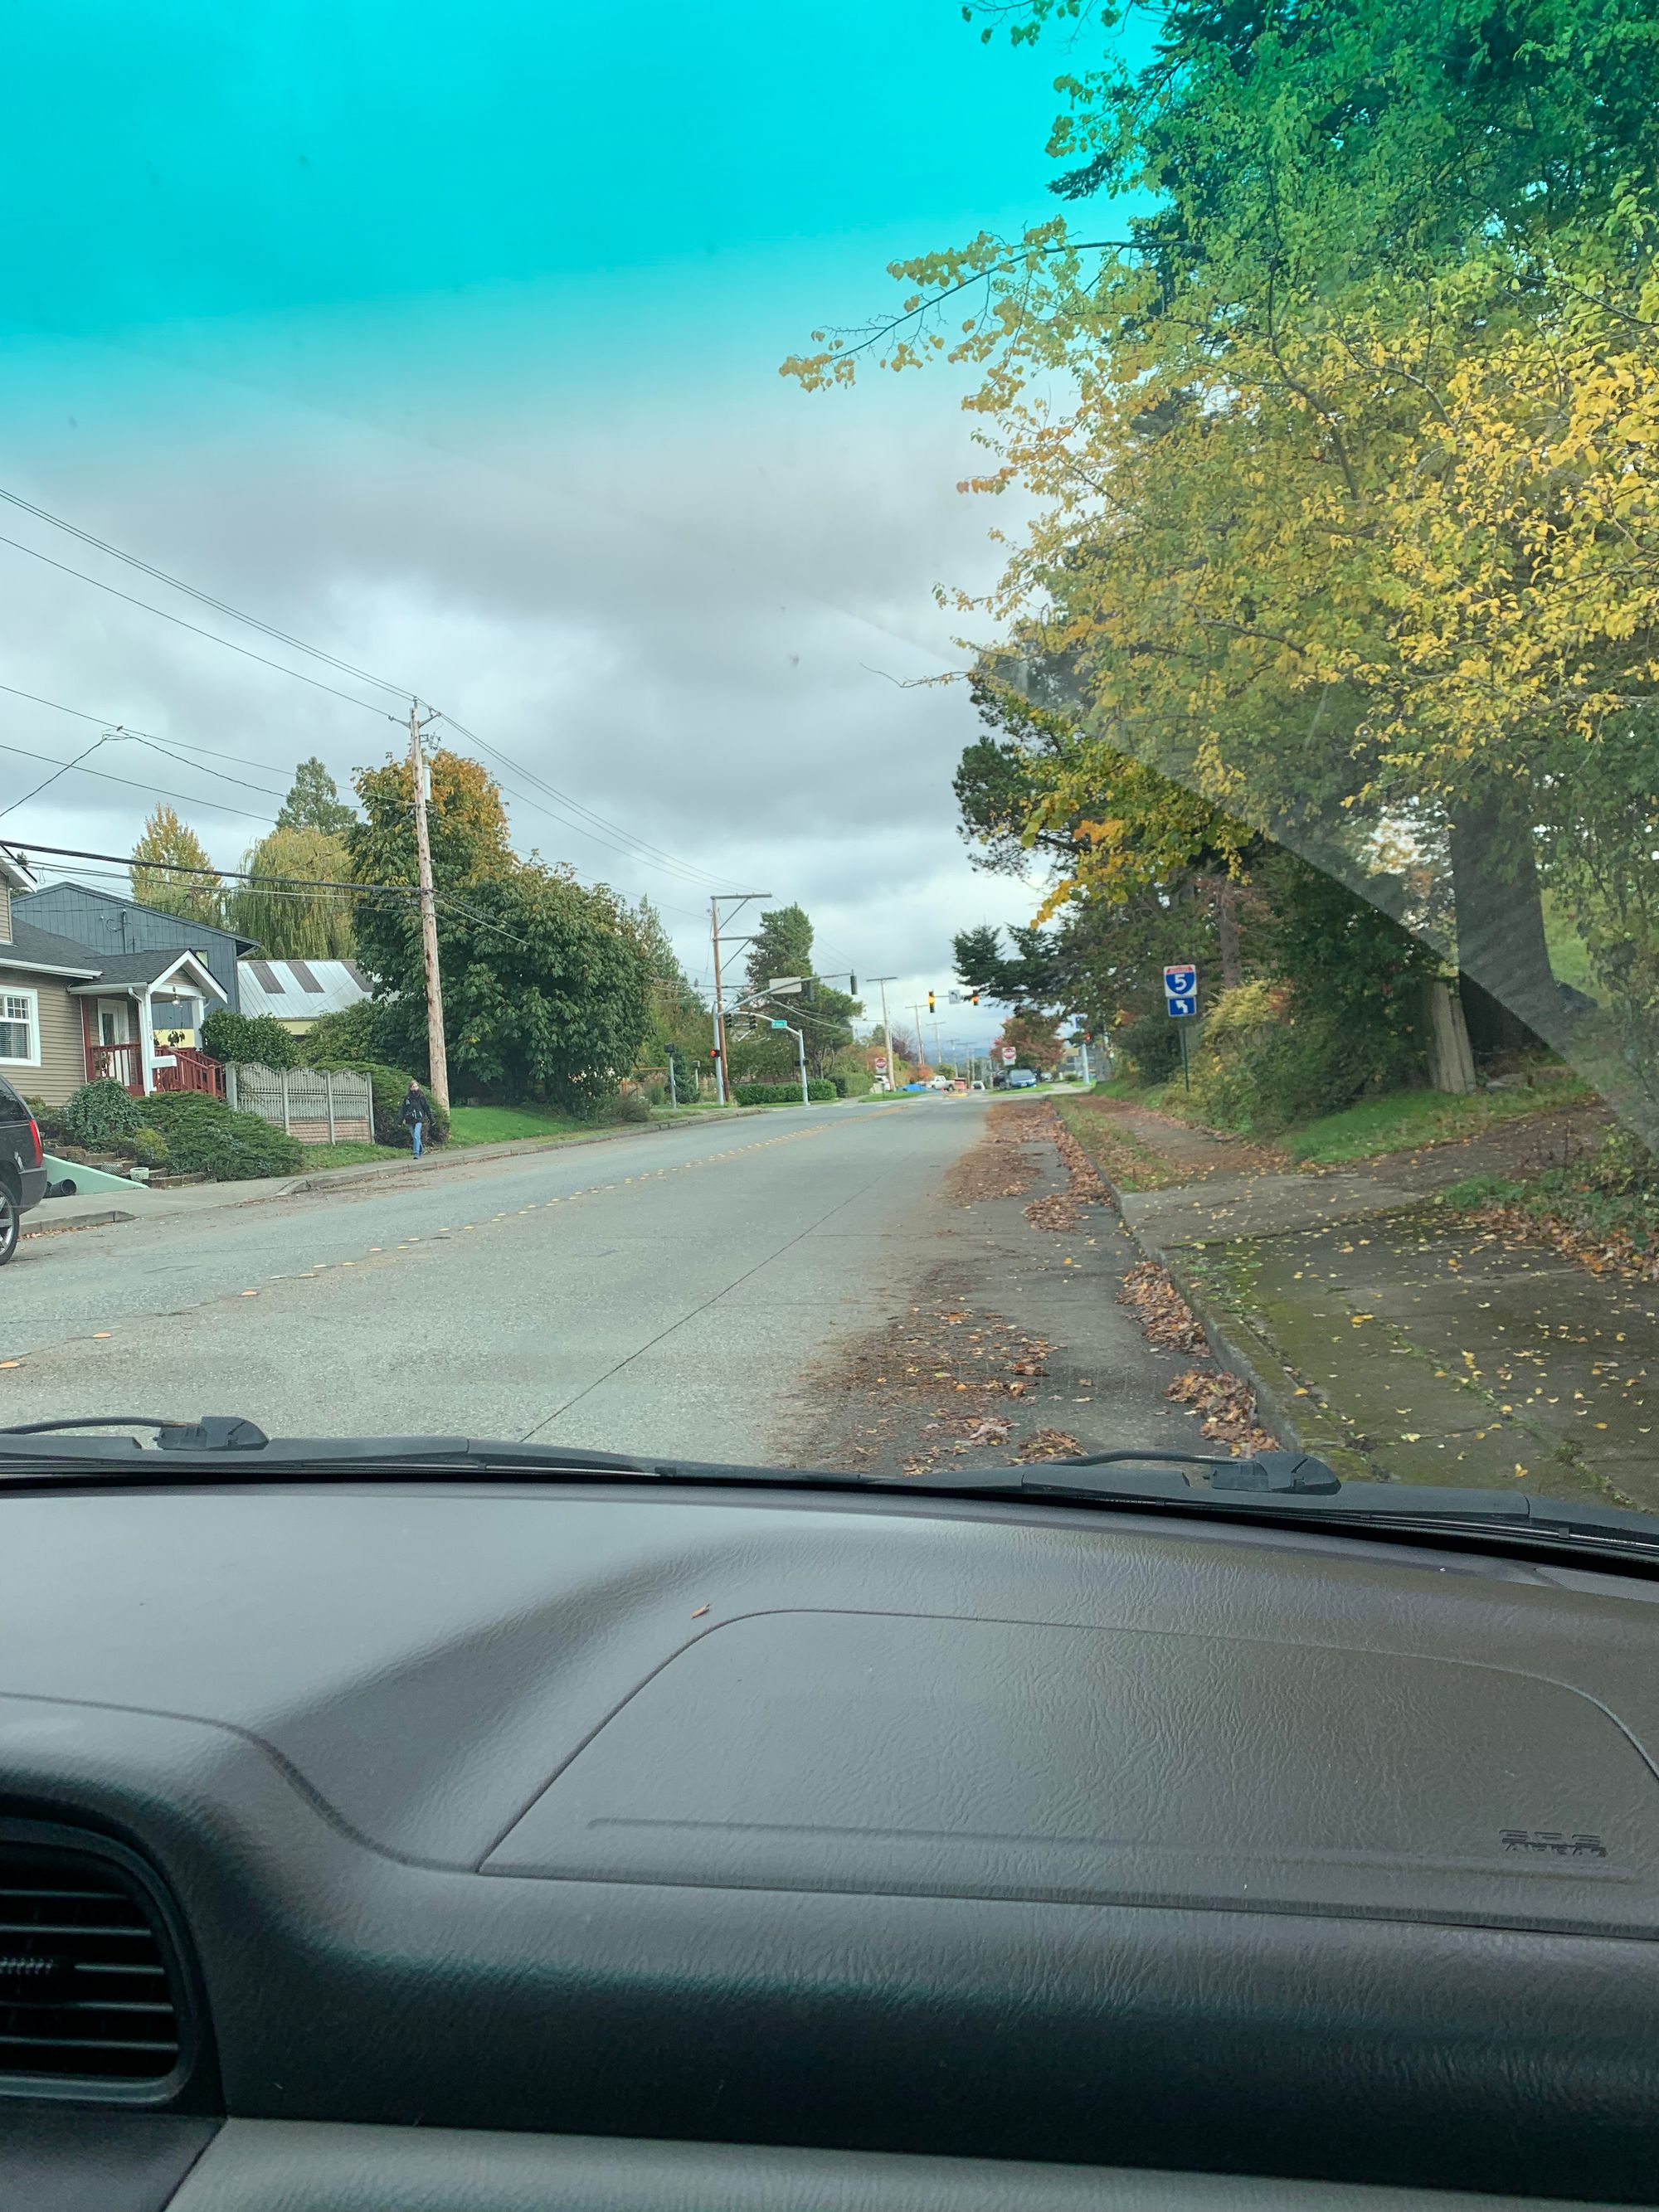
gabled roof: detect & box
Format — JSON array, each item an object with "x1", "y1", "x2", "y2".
[
  {"x1": 15, "y1": 880, "x2": 257, "y2": 952},
  {"x1": 0, "y1": 917, "x2": 103, "y2": 980},
  {"x1": 67, "y1": 948, "x2": 226, "y2": 1000}
]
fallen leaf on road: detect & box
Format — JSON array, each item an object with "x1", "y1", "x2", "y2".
[
  {"x1": 1166, "y1": 1368, "x2": 1279, "y2": 1455},
  {"x1": 1016, "y1": 1428, "x2": 1085, "y2": 1462}
]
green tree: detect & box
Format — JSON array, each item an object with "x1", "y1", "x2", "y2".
[
  {"x1": 364, "y1": 863, "x2": 652, "y2": 1110},
  {"x1": 739, "y1": 903, "x2": 861, "y2": 1077},
  {"x1": 348, "y1": 748, "x2": 651, "y2": 1106},
  {"x1": 744, "y1": 905, "x2": 815, "y2": 994},
  {"x1": 277, "y1": 756, "x2": 356, "y2": 838},
  {"x1": 130, "y1": 805, "x2": 221, "y2": 926},
  {"x1": 630, "y1": 897, "x2": 709, "y2": 1088},
  {"x1": 787, "y1": 0, "x2": 1659, "y2": 1104},
  {"x1": 229, "y1": 826, "x2": 355, "y2": 958}
]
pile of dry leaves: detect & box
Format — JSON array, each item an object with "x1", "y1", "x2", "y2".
[
  {"x1": 805, "y1": 1286, "x2": 1077, "y2": 1478},
  {"x1": 1166, "y1": 1368, "x2": 1278, "y2": 1455},
  {"x1": 1459, "y1": 1200, "x2": 1659, "y2": 1284},
  {"x1": 945, "y1": 1101, "x2": 1049, "y2": 1207},
  {"x1": 1118, "y1": 1261, "x2": 1277, "y2": 1453},
  {"x1": 1118, "y1": 1261, "x2": 1210, "y2": 1353},
  {"x1": 1023, "y1": 1108, "x2": 1112, "y2": 1231}
]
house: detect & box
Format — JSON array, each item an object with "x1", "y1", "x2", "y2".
[
  {"x1": 13, "y1": 880, "x2": 255, "y2": 1013},
  {"x1": 237, "y1": 956, "x2": 372, "y2": 1033},
  {"x1": 0, "y1": 852, "x2": 227, "y2": 1104}
]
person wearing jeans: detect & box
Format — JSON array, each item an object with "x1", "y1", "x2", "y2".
[{"x1": 401, "y1": 1079, "x2": 433, "y2": 1159}]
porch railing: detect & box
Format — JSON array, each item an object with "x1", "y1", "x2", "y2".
[
  {"x1": 153, "y1": 1046, "x2": 226, "y2": 1098},
  {"x1": 85, "y1": 1040, "x2": 142, "y2": 1095},
  {"x1": 82, "y1": 1039, "x2": 226, "y2": 1099}
]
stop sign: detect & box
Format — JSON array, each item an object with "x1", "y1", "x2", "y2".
[{"x1": 873, "y1": 1054, "x2": 888, "y2": 1071}]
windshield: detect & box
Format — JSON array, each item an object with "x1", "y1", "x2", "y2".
[{"x1": 0, "y1": 0, "x2": 1655, "y2": 1532}]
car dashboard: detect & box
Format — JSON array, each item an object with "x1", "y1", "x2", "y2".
[{"x1": 2, "y1": 1476, "x2": 1658, "y2": 2210}]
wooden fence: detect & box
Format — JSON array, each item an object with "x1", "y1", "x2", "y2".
[{"x1": 226, "y1": 1063, "x2": 374, "y2": 1145}]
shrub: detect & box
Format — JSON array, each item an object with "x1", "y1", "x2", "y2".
[
  {"x1": 1117, "y1": 1015, "x2": 1183, "y2": 1085},
  {"x1": 1187, "y1": 978, "x2": 1428, "y2": 1135},
  {"x1": 200, "y1": 1008, "x2": 301, "y2": 1070},
  {"x1": 734, "y1": 1080, "x2": 837, "y2": 1105},
  {"x1": 129, "y1": 1126, "x2": 171, "y2": 1169},
  {"x1": 614, "y1": 1088, "x2": 652, "y2": 1123},
  {"x1": 24, "y1": 1097, "x2": 71, "y2": 1146},
  {"x1": 297, "y1": 999, "x2": 388, "y2": 1066},
  {"x1": 138, "y1": 1093, "x2": 303, "y2": 1179},
  {"x1": 62, "y1": 1079, "x2": 145, "y2": 1148},
  {"x1": 310, "y1": 1060, "x2": 450, "y2": 1150}
]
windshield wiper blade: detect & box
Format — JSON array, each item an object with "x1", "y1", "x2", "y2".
[{"x1": 3, "y1": 1425, "x2": 1657, "y2": 1558}]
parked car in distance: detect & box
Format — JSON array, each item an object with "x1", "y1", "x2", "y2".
[
  {"x1": 1006, "y1": 1067, "x2": 1039, "y2": 1089},
  {"x1": 0, "y1": 1073, "x2": 47, "y2": 1265},
  {"x1": 971, "y1": 1079, "x2": 985, "y2": 1091}
]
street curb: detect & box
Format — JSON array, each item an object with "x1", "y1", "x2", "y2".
[
  {"x1": 1081, "y1": 1142, "x2": 1355, "y2": 1464},
  {"x1": 22, "y1": 1208, "x2": 137, "y2": 1239},
  {"x1": 274, "y1": 1105, "x2": 776, "y2": 1198}
]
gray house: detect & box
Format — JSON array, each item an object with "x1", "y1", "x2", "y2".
[{"x1": 13, "y1": 882, "x2": 256, "y2": 1013}]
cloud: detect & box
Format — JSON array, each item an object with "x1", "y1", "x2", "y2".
[{"x1": 0, "y1": 322, "x2": 1045, "y2": 1025}]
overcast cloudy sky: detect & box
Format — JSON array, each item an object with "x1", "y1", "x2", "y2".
[{"x1": 0, "y1": 0, "x2": 1104, "y2": 1052}]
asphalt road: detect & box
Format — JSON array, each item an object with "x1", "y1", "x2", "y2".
[{"x1": 2, "y1": 1100, "x2": 991, "y2": 1461}]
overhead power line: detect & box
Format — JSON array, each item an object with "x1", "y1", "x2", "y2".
[
  {"x1": 0, "y1": 737, "x2": 279, "y2": 824},
  {"x1": 0, "y1": 481, "x2": 732, "y2": 895},
  {"x1": 0, "y1": 529, "x2": 402, "y2": 722},
  {"x1": 0, "y1": 486, "x2": 411, "y2": 701},
  {"x1": 2, "y1": 837, "x2": 401, "y2": 895}
]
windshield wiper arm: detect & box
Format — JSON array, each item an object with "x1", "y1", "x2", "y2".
[{"x1": 3, "y1": 1425, "x2": 1657, "y2": 1558}]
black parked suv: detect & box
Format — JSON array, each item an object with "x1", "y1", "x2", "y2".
[{"x1": 0, "y1": 1073, "x2": 46, "y2": 1265}]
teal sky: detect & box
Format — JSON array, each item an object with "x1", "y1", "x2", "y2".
[
  {"x1": 3, "y1": 2, "x2": 1078, "y2": 362},
  {"x1": 0, "y1": 1, "x2": 1141, "y2": 1030}
]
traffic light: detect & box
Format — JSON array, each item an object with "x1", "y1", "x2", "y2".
[
  {"x1": 849, "y1": 973, "x2": 857, "y2": 994},
  {"x1": 971, "y1": 991, "x2": 980, "y2": 1006},
  {"x1": 927, "y1": 990, "x2": 936, "y2": 1014}
]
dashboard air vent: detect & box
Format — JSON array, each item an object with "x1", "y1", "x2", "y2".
[{"x1": 0, "y1": 1844, "x2": 180, "y2": 2082}]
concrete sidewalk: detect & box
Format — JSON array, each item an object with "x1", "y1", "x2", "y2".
[{"x1": 1068, "y1": 1094, "x2": 1656, "y2": 1512}]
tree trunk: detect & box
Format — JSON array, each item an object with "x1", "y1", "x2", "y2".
[
  {"x1": 1210, "y1": 878, "x2": 1244, "y2": 991},
  {"x1": 1448, "y1": 789, "x2": 1559, "y2": 1045}
]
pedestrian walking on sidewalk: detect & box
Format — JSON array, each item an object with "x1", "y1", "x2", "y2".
[{"x1": 401, "y1": 1079, "x2": 434, "y2": 1159}]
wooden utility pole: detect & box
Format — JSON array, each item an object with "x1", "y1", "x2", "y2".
[
  {"x1": 869, "y1": 975, "x2": 897, "y2": 1089},
  {"x1": 709, "y1": 895, "x2": 729, "y2": 1107},
  {"x1": 409, "y1": 700, "x2": 449, "y2": 1111},
  {"x1": 708, "y1": 892, "x2": 773, "y2": 1109}
]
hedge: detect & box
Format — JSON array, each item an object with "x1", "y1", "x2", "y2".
[
  {"x1": 136, "y1": 1093, "x2": 304, "y2": 1180},
  {"x1": 734, "y1": 1080, "x2": 837, "y2": 1106},
  {"x1": 200, "y1": 1008, "x2": 300, "y2": 1070}
]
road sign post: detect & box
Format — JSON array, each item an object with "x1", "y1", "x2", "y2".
[
  {"x1": 1163, "y1": 963, "x2": 1199, "y2": 1091},
  {"x1": 771, "y1": 1018, "x2": 809, "y2": 1106}
]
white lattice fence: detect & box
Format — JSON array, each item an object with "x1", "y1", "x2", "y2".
[{"x1": 226, "y1": 1063, "x2": 374, "y2": 1145}]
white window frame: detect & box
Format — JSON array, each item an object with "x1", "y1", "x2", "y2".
[{"x1": 0, "y1": 985, "x2": 40, "y2": 1067}]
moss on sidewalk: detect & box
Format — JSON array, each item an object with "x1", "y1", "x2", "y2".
[{"x1": 1185, "y1": 1213, "x2": 1657, "y2": 1512}]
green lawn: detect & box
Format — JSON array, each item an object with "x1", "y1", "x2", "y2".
[
  {"x1": 446, "y1": 1105, "x2": 590, "y2": 1147},
  {"x1": 1284, "y1": 1077, "x2": 1593, "y2": 1166},
  {"x1": 290, "y1": 1140, "x2": 405, "y2": 1169}
]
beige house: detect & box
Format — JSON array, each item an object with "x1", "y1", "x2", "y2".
[{"x1": 0, "y1": 852, "x2": 227, "y2": 1106}]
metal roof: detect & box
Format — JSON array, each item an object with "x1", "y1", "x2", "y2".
[{"x1": 236, "y1": 957, "x2": 372, "y2": 1020}]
